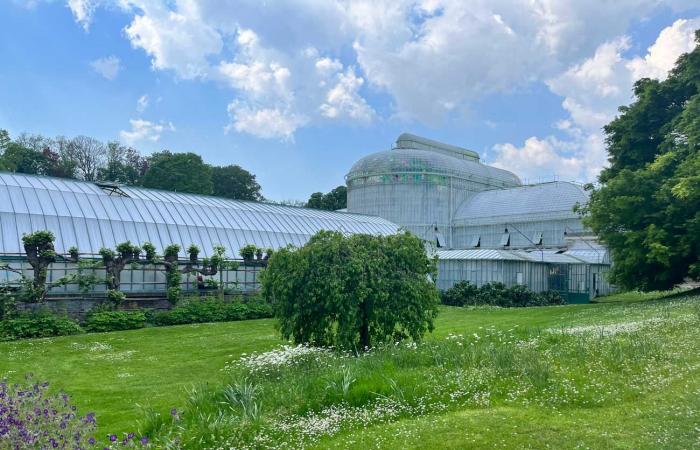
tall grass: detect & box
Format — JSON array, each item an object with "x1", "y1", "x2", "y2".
[{"x1": 142, "y1": 295, "x2": 700, "y2": 449}]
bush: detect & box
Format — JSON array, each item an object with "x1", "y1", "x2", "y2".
[
  {"x1": 440, "y1": 281, "x2": 479, "y2": 306},
  {"x1": 84, "y1": 310, "x2": 148, "y2": 333},
  {"x1": 261, "y1": 230, "x2": 440, "y2": 350},
  {"x1": 0, "y1": 311, "x2": 83, "y2": 341},
  {"x1": 153, "y1": 297, "x2": 272, "y2": 326},
  {"x1": 440, "y1": 282, "x2": 565, "y2": 308}
]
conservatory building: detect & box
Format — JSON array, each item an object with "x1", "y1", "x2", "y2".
[
  {"x1": 0, "y1": 133, "x2": 612, "y2": 304},
  {"x1": 346, "y1": 134, "x2": 613, "y2": 301}
]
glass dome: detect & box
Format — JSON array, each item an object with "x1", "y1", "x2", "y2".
[{"x1": 346, "y1": 148, "x2": 521, "y2": 188}]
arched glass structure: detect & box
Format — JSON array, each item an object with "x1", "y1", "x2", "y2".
[{"x1": 0, "y1": 172, "x2": 398, "y2": 257}]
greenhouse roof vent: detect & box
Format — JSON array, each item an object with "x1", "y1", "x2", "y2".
[
  {"x1": 395, "y1": 133, "x2": 479, "y2": 161},
  {"x1": 95, "y1": 181, "x2": 130, "y2": 197}
]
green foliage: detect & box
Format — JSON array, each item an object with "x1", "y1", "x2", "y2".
[
  {"x1": 0, "y1": 286, "x2": 18, "y2": 320},
  {"x1": 142, "y1": 242, "x2": 157, "y2": 263},
  {"x1": 152, "y1": 296, "x2": 272, "y2": 326},
  {"x1": 0, "y1": 311, "x2": 83, "y2": 341},
  {"x1": 1, "y1": 142, "x2": 50, "y2": 175},
  {"x1": 239, "y1": 244, "x2": 257, "y2": 261},
  {"x1": 261, "y1": 230, "x2": 439, "y2": 350},
  {"x1": 584, "y1": 30, "x2": 700, "y2": 291},
  {"x1": 211, "y1": 165, "x2": 263, "y2": 201},
  {"x1": 440, "y1": 281, "x2": 564, "y2": 307},
  {"x1": 141, "y1": 151, "x2": 214, "y2": 195},
  {"x1": 187, "y1": 244, "x2": 200, "y2": 263},
  {"x1": 106, "y1": 289, "x2": 126, "y2": 307},
  {"x1": 83, "y1": 310, "x2": 147, "y2": 333},
  {"x1": 21, "y1": 230, "x2": 57, "y2": 303},
  {"x1": 306, "y1": 185, "x2": 347, "y2": 210}
]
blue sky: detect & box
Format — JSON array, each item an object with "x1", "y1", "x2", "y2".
[{"x1": 1, "y1": 1, "x2": 699, "y2": 201}]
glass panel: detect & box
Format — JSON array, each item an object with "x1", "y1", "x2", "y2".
[
  {"x1": 62, "y1": 192, "x2": 85, "y2": 218},
  {"x1": 177, "y1": 225, "x2": 194, "y2": 249},
  {"x1": 98, "y1": 220, "x2": 117, "y2": 248},
  {"x1": 155, "y1": 224, "x2": 175, "y2": 250},
  {"x1": 0, "y1": 187, "x2": 13, "y2": 213},
  {"x1": 8, "y1": 186, "x2": 29, "y2": 213},
  {"x1": 28, "y1": 213, "x2": 47, "y2": 231},
  {"x1": 58, "y1": 217, "x2": 78, "y2": 252},
  {"x1": 89, "y1": 195, "x2": 110, "y2": 219},
  {"x1": 71, "y1": 218, "x2": 92, "y2": 253},
  {"x1": 110, "y1": 220, "x2": 128, "y2": 246},
  {"x1": 85, "y1": 218, "x2": 105, "y2": 251},
  {"x1": 34, "y1": 189, "x2": 57, "y2": 215},
  {"x1": 75, "y1": 194, "x2": 98, "y2": 218},
  {"x1": 0, "y1": 212, "x2": 20, "y2": 253},
  {"x1": 97, "y1": 196, "x2": 120, "y2": 220}
]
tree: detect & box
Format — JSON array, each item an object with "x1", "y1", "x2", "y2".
[
  {"x1": 21, "y1": 231, "x2": 57, "y2": 303},
  {"x1": 98, "y1": 141, "x2": 148, "y2": 184},
  {"x1": 2, "y1": 142, "x2": 49, "y2": 175},
  {"x1": 211, "y1": 164, "x2": 263, "y2": 201},
  {"x1": 306, "y1": 185, "x2": 347, "y2": 210},
  {"x1": 66, "y1": 135, "x2": 107, "y2": 181},
  {"x1": 582, "y1": 30, "x2": 700, "y2": 291},
  {"x1": 261, "y1": 230, "x2": 439, "y2": 351},
  {"x1": 0, "y1": 129, "x2": 9, "y2": 153},
  {"x1": 141, "y1": 151, "x2": 213, "y2": 195}
]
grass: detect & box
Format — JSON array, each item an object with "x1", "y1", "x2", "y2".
[{"x1": 1, "y1": 289, "x2": 699, "y2": 448}]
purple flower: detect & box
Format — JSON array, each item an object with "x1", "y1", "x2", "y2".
[
  {"x1": 89, "y1": 437, "x2": 96, "y2": 445},
  {"x1": 140, "y1": 436, "x2": 149, "y2": 445},
  {"x1": 109, "y1": 434, "x2": 118, "y2": 442},
  {"x1": 170, "y1": 408, "x2": 178, "y2": 417}
]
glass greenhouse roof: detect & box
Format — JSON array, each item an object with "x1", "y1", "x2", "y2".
[
  {"x1": 0, "y1": 172, "x2": 398, "y2": 257},
  {"x1": 453, "y1": 182, "x2": 588, "y2": 226},
  {"x1": 346, "y1": 148, "x2": 521, "y2": 187}
]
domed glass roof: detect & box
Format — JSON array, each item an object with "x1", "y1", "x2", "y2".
[
  {"x1": 346, "y1": 148, "x2": 521, "y2": 187},
  {"x1": 453, "y1": 181, "x2": 588, "y2": 225}
]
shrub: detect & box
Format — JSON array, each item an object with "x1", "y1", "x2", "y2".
[
  {"x1": 440, "y1": 281, "x2": 478, "y2": 306},
  {"x1": 239, "y1": 244, "x2": 257, "y2": 262},
  {"x1": 261, "y1": 230, "x2": 439, "y2": 350},
  {"x1": 84, "y1": 310, "x2": 148, "y2": 333},
  {"x1": 0, "y1": 311, "x2": 83, "y2": 341},
  {"x1": 440, "y1": 282, "x2": 565, "y2": 308},
  {"x1": 153, "y1": 297, "x2": 272, "y2": 326}
]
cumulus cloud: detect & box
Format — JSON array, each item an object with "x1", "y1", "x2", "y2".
[
  {"x1": 90, "y1": 55, "x2": 121, "y2": 80},
  {"x1": 122, "y1": 0, "x2": 222, "y2": 79},
  {"x1": 119, "y1": 119, "x2": 174, "y2": 144},
  {"x1": 320, "y1": 67, "x2": 374, "y2": 123},
  {"x1": 225, "y1": 102, "x2": 307, "y2": 140},
  {"x1": 492, "y1": 18, "x2": 700, "y2": 182},
  {"x1": 67, "y1": 0, "x2": 96, "y2": 31},
  {"x1": 71, "y1": 0, "x2": 699, "y2": 144}
]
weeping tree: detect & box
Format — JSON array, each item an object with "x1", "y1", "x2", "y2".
[
  {"x1": 261, "y1": 230, "x2": 440, "y2": 351},
  {"x1": 99, "y1": 241, "x2": 142, "y2": 306}
]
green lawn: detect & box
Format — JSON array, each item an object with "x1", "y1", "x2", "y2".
[{"x1": 2, "y1": 290, "x2": 699, "y2": 448}]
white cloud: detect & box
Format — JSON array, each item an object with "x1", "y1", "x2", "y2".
[
  {"x1": 628, "y1": 17, "x2": 700, "y2": 80},
  {"x1": 320, "y1": 67, "x2": 374, "y2": 123},
  {"x1": 119, "y1": 118, "x2": 174, "y2": 144},
  {"x1": 71, "y1": 0, "x2": 699, "y2": 142},
  {"x1": 121, "y1": 0, "x2": 223, "y2": 79},
  {"x1": 136, "y1": 94, "x2": 149, "y2": 113},
  {"x1": 90, "y1": 55, "x2": 121, "y2": 80},
  {"x1": 225, "y1": 102, "x2": 307, "y2": 140},
  {"x1": 493, "y1": 18, "x2": 699, "y2": 182},
  {"x1": 67, "y1": 0, "x2": 96, "y2": 31}
]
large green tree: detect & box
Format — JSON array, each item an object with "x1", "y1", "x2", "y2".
[
  {"x1": 1, "y1": 142, "x2": 50, "y2": 175},
  {"x1": 141, "y1": 151, "x2": 213, "y2": 195},
  {"x1": 306, "y1": 185, "x2": 347, "y2": 210},
  {"x1": 211, "y1": 164, "x2": 263, "y2": 201},
  {"x1": 583, "y1": 30, "x2": 700, "y2": 291},
  {"x1": 261, "y1": 230, "x2": 439, "y2": 350}
]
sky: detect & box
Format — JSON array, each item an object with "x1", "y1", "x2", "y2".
[{"x1": 1, "y1": 1, "x2": 699, "y2": 201}]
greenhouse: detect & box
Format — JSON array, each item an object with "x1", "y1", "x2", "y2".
[
  {"x1": 0, "y1": 171, "x2": 398, "y2": 299},
  {"x1": 347, "y1": 134, "x2": 614, "y2": 300}
]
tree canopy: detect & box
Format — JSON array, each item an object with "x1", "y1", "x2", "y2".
[
  {"x1": 261, "y1": 230, "x2": 439, "y2": 351},
  {"x1": 306, "y1": 185, "x2": 347, "y2": 210},
  {"x1": 212, "y1": 164, "x2": 263, "y2": 201},
  {"x1": 0, "y1": 131, "x2": 264, "y2": 202},
  {"x1": 583, "y1": 30, "x2": 700, "y2": 291}
]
